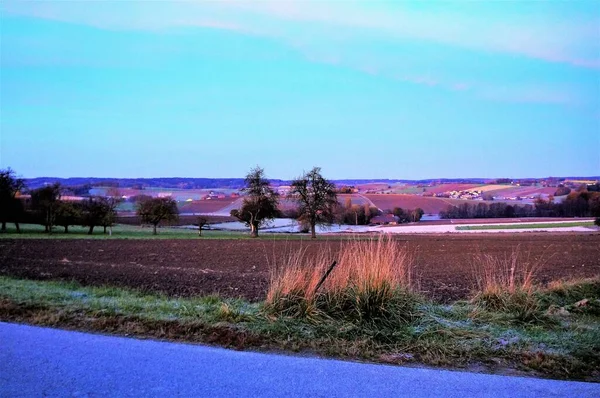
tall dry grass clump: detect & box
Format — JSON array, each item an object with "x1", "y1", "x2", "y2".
[
  {"x1": 471, "y1": 245, "x2": 550, "y2": 321},
  {"x1": 265, "y1": 235, "x2": 419, "y2": 326}
]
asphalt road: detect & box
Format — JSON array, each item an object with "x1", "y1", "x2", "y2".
[{"x1": 1, "y1": 322, "x2": 599, "y2": 397}]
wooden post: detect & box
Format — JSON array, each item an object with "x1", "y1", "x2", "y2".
[{"x1": 313, "y1": 261, "x2": 338, "y2": 294}]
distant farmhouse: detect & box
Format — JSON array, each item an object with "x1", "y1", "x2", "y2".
[{"x1": 370, "y1": 214, "x2": 400, "y2": 225}]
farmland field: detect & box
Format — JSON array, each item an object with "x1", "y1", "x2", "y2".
[
  {"x1": 178, "y1": 197, "x2": 240, "y2": 214},
  {"x1": 355, "y1": 182, "x2": 395, "y2": 191},
  {"x1": 487, "y1": 186, "x2": 558, "y2": 197},
  {"x1": 1, "y1": 234, "x2": 598, "y2": 303},
  {"x1": 456, "y1": 221, "x2": 595, "y2": 230},
  {"x1": 364, "y1": 194, "x2": 482, "y2": 213},
  {"x1": 338, "y1": 194, "x2": 372, "y2": 206},
  {"x1": 422, "y1": 183, "x2": 482, "y2": 194}
]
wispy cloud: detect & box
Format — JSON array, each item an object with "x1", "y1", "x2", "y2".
[
  {"x1": 2, "y1": 0, "x2": 595, "y2": 105},
  {"x1": 5, "y1": 1, "x2": 598, "y2": 68},
  {"x1": 212, "y1": 1, "x2": 600, "y2": 70},
  {"x1": 477, "y1": 85, "x2": 577, "y2": 105}
]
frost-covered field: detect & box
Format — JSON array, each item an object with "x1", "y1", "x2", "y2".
[{"x1": 186, "y1": 219, "x2": 597, "y2": 234}]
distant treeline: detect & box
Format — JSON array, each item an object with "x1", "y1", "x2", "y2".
[
  {"x1": 440, "y1": 202, "x2": 536, "y2": 219},
  {"x1": 24, "y1": 176, "x2": 600, "y2": 191},
  {"x1": 440, "y1": 190, "x2": 600, "y2": 219},
  {"x1": 26, "y1": 177, "x2": 493, "y2": 190},
  {"x1": 282, "y1": 203, "x2": 383, "y2": 226},
  {"x1": 25, "y1": 177, "x2": 255, "y2": 190}
]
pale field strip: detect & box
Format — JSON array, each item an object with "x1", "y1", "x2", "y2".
[
  {"x1": 371, "y1": 223, "x2": 594, "y2": 234},
  {"x1": 194, "y1": 219, "x2": 597, "y2": 234},
  {"x1": 465, "y1": 184, "x2": 513, "y2": 193}
]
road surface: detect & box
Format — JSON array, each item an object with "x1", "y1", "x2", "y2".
[{"x1": 1, "y1": 322, "x2": 598, "y2": 397}]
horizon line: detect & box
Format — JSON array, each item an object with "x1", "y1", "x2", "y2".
[{"x1": 22, "y1": 175, "x2": 600, "y2": 182}]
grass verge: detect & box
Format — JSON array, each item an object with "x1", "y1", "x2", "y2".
[
  {"x1": 1, "y1": 276, "x2": 598, "y2": 381},
  {"x1": 0, "y1": 224, "x2": 345, "y2": 240}
]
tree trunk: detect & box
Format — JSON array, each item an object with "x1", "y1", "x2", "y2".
[
  {"x1": 103, "y1": 225, "x2": 107, "y2": 234},
  {"x1": 311, "y1": 222, "x2": 316, "y2": 239},
  {"x1": 153, "y1": 224, "x2": 158, "y2": 235},
  {"x1": 64, "y1": 225, "x2": 69, "y2": 233},
  {"x1": 15, "y1": 223, "x2": 20, "y2": 233},
  {"x1": 88, "y1": 225, "x2": 94, "y2": 235},
  {"x1": 250, "y1": 223, "x2": 258, "y2": 238},
  {"x1": 198, "y1": 227, "x2": 202, "y2": 237},
  {"x1": 1, "y1": 222, "x2": 6, "y2": 232}
]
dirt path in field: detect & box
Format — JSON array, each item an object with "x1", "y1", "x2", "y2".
[{"x1": 1, "y1": 234, "x2": 599, "y2": 303}]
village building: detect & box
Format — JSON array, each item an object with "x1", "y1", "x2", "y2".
[{"x1": 370, "y1": 214, "x2": 400, "y2": 225}]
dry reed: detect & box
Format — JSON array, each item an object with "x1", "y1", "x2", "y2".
[
  {"x1": 265, "y1": 235, "x2": 418, "y2": 325},
  {"x1": 470, "y1": 245, "x2": 551, "y2": 320}
]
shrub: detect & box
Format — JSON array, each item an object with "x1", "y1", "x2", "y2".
[
  {"x1": 554, "y1": 186, "x2": 571, "y2": 196},
  {"x1": 539, "y1": 277, "x2": 600, "y2": 315},
  {"x1": 265, "y1": 235, "x2": 419, "y2": 326}
]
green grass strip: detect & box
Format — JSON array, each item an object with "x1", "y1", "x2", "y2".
[
  {"x1": 0, "y1": 224, "x2": 333, "y2": 240},
  {"x1": 456, "y1": 221, "x2": 594, "y2": 231}
]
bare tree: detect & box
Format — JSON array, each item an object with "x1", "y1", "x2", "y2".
[
  {"x1": 82, "y1": 197, "x2": 120, "y2": 235},
  {"x1": 290, "y1": 167, "x2": 338, "y2": 239},
  {"x1": 363, "y1": 203, "x2": 371, "y2": 221},
  {"x1": 197, "y1": 216, "x2": 209, "y2": 236},
  {"x1": 137, "y1": 197, "x2": 179, "y2": 235},
  {"x1": 230, "y1": 167, "x2": 279, "y2": 238},
  {"x1": 30, "y1": 183, "x2": 61, "y2": 233},
  {"x1": 0, "y1": 168, "x2": 26, "y2": 232},
  {"x1": 344, "y1": 197, "x2": 352, "y2": 209},
  {"x1": 55, "y1": 201, "x2": 82, "y2": 233}
]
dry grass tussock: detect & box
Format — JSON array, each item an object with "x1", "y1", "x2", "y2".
[
  {"x1": 470, "y1": 245, "x2": 552, "y2": 321},
  {"x1": 265, "y1": 235, "x2": 419, "y2": 325}
]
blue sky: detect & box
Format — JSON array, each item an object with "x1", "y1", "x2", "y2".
[{"x1": 1, "y1": 1, "x2": 599, "y2": 179}]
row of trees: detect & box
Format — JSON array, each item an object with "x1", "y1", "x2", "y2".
[
  {"x1": 1, "y1": 168, "x2": 182, "y2": 235},
  {"x1": 231, "y1": 166, "x2": 338, "y2": 238},
  {"x1": 391, "y1": 207, "x2": 425, "y2": 223},
  {"x1": 440, "y1": 190, "x2": 600, "y2": 220},
  {"x1": 338, "y1": 198, "x2": 380, "y2": 225},
  {"x1": 0, "y1": 176, "x2": 121, "y2": 234},
  {"x1": 231, "y1": 167, "x2": 428, "y2": 238},
  {"x1": 440, "y1": 202, "x2": 536, "y2": 219},
  {"x1": 533, "y1": 191, "x2": 600, "y2": 218}
]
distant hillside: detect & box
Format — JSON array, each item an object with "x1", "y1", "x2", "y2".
[
  {"x1": 23, "y1": 176, "x2": 599, "y2": 190},
  {"x1": 25, "y1": 177, "x2": 254, "y2": 190},
  {"x1": 25, "y1": 177, "x2": 491, "y2": 190}
]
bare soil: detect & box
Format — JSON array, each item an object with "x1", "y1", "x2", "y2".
[
  {"x1": 1, "y1": 234, "x2": 599, "y2": 303},
  {"x1": 365, "y1": 194, "x2": 487, "y2": 213},
  {"x1": 178, "y1": 197, "x2": 240, "y2": 214}
]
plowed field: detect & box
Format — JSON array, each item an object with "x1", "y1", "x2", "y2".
[{"x1": 1, "y1": 234, "x2": 598, "y2": 303}]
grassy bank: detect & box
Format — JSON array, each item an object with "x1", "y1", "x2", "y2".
[
  {"x1": 2, "y1": 276, "x2": 599, "y2": 381},
  {"x1": 456, "y1": 221, "x2": 594, "y2": 231},
  {"x1": 0, "y1": 224, "x2": 312, "y2": 240}
]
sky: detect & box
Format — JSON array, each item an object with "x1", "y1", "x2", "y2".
[{"x1": 1, "y1": 0, "x2": 599, "y2": 180}]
